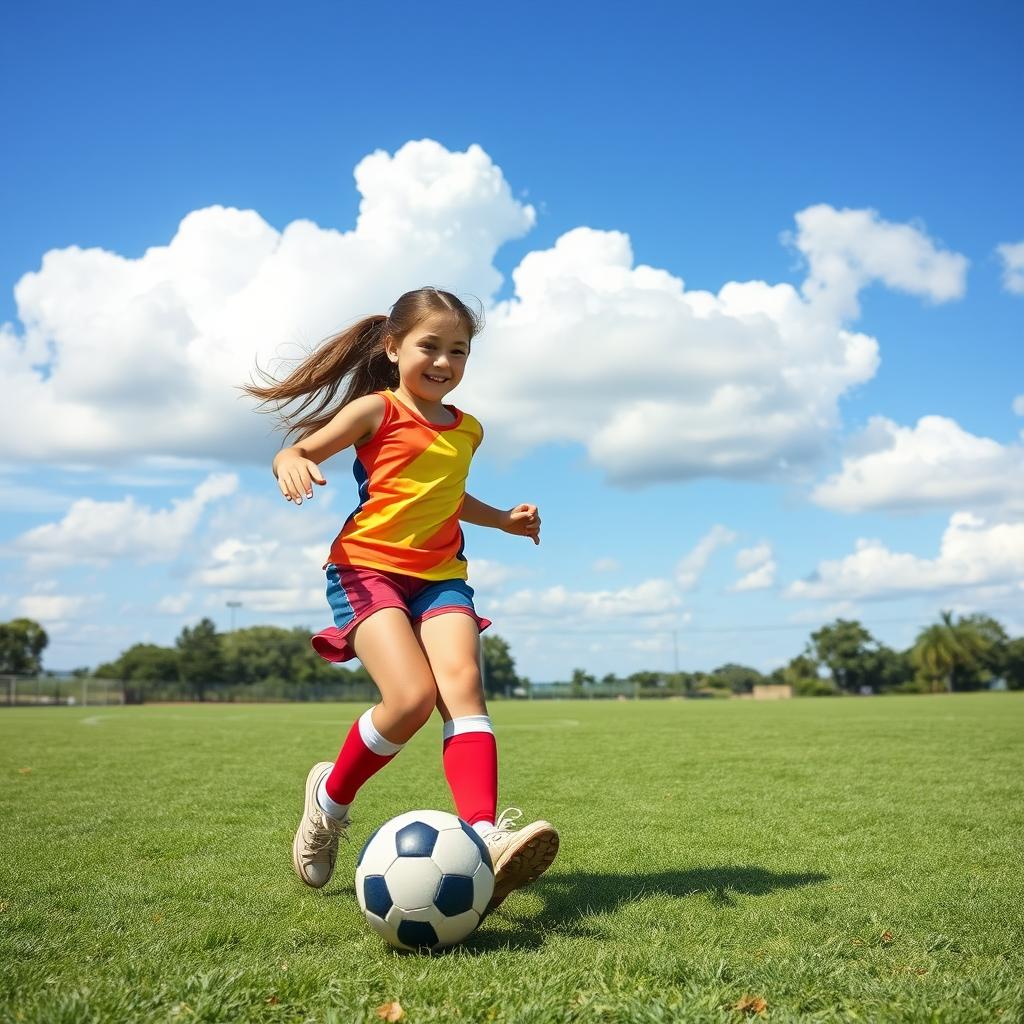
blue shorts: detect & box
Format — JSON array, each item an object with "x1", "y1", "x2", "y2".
[{"x1": 310, "y1": 562, "x2": 493, "y2": 663}]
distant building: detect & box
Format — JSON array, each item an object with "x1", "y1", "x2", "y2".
[{"x1": 752, "y1": 683, "x2": 793, "y2": 700}]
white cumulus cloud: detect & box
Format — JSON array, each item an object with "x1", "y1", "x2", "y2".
[
  {"x1": 786, "y1": 511, "x2": 1024, "y2": 601},
  {"x1": 488, "y1": 578, "x2": 682, "y2": 620},
  {"x1": 464, "y1": 558, "x2": 534, "y2": 589},
  {"x1": 736, "y1": 542, "x2": 773, "y2": 571},
  {"x1": 812, "y1": 415, "x2": 1024, "y2": 514},
  {"x1": 782, "y1": 204, "x2": 968, "y2": 322},
  {"x1": 0, "y1": 138, "x2": 970, "y2": 491},
  {"x1": 0, "y1": 139, "x2": 534, "y2": 468},
  {"x1": 731, "y1": 543, "x2": 777, "y2": 591},
  {"x1": 17, "y1": 593, "x2": 96, "y2": 623},
  {"x1": 996, "y1": 240, "x2": 1024, "y2": 295},
  {"x1": 183, "y1": 489, "x2": 341, "y2": 615},
  {"x1": 676, "y1": 525, "x2": 737, "y2": 590},
  {"x1": 464, "y1": 203, "x2": 967, "y2": 485},
  {"x1": 6, "y1": 472, "x2": 238, "y2": 570}
]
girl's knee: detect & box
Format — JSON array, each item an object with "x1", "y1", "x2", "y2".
[
  {"x1": 390, "y1": 683, "x2": 437, "y2": 728},
  {"x1": 445, "y1": 663, "x2": 484, "y2": 701},
  {"x1": 435, "y1": 663, "x2": 486, "y2": 720}
]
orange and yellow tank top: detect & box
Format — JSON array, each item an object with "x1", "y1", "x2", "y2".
[{"x1": 322, "y1": 388, "x2": 484, "y2": 581}]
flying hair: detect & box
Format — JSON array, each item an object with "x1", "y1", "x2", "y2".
[{"x1": 237, "y1": 286, "x2": 484, "y2": 449}]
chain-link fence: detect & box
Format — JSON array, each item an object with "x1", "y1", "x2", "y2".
[
  {"x1": 0, "y1": 675, "x2": 126, "y2": 707},
  {"x1": 0, "y1": 675, "x2": 382, "y2": 706},
  {"x1": 0, "y1": 675, "x2": 731, "y2": 706},
  {"x1": 526, "y1": 682, "x2": 703, "y2": 699}
]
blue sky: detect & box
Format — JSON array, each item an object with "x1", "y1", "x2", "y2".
[{"x1": 1, "y1": 1, "x2": 1022, "y2": 681}]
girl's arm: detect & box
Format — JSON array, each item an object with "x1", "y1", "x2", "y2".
[
  {"x1": 460, "y1": 492, "x2": 505, "y2": 528},
  {"x1": 461, "y1": 493, "x2": 541, "y2": 545},
  {"x1": 273, "y1": 394, "x2": 384, "y2": 505}
]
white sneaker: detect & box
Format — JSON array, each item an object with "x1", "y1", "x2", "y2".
[
  {"x1": 482, "y1": 807, "x2": 559, "y2": 911},
  {"x1": 291, "y1": 761, "x2": 350, "y2": 888}
]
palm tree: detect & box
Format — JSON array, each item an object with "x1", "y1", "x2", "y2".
[{"x1": 911, "y1": 610, "x2": 991, "y2": 693}]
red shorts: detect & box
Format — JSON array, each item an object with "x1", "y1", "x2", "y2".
[{"x1": 310, "y1": 562, "x2": 493, "y2": 664}]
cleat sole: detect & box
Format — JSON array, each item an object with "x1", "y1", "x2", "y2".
[{"x1": 488, "y1": 825, "x2": 559, "y2": 911}]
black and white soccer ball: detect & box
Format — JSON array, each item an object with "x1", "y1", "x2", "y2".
[{"x1": 355, "y1": 809, "x2": 495, "y2": 952}]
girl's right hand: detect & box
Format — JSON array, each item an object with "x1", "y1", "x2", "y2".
[{"x1": 275, "y1": 452, "x2": 327, "y2": 505}]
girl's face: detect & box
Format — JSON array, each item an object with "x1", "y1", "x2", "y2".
[{"x1": 388, "y1": 314, "x2": 471, "y2": 402}]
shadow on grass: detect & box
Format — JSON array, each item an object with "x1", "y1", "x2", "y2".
[{"x1": 455, "y1": 864, "x2": 829, "y2": 955}]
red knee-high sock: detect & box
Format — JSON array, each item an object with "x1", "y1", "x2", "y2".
[
  {"x1": 324, "y1": 707, "x2": 404, "y2": 806},
  {"x1": 442, "y1": 718, "x2": 498, "y2": 826}
]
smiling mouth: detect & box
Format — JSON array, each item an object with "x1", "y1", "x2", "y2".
[{"x1": 424, "y1": 374, "x2": 449, "y2": 383}]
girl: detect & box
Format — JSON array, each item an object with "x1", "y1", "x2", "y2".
[{"x1": 241, "y1": 286, "x2": 559, "y2": 912}]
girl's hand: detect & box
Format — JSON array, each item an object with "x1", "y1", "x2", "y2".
[
  {"x1": 502, "y1": 504, "x2": 541, "y2": 545},
  {"x1": 276, "y1": 452, "x2": 327, "y2": 505}
]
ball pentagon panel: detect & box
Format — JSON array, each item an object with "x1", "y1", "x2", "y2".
[
  {"x1": 434, "y1": 873, "x2": 476, "y2": 917},
  {"x1": 384, "y1": 905, "x2": 443, "y2": 952},
  {"x1": 396, "y1": 918, "x2": 441, "y2": 952},
  {"x1": 361, "y1": 874, "x2": 393, "y2": 919},
  {"x1": 395, "y1": 821, "x2": 439, "y2": 858}
]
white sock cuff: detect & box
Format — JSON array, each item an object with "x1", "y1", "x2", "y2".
[
  {"x1": 316, "y1": 775, "x2": 350, "y2": 821},
  {"x1": 359, "y1": 707, "x2": 404, "y2": 756},
  {"x1": 442, "y1": 714, "x2": 494, "y2": 742}
]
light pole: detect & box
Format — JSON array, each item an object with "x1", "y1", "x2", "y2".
[{"x1": 226, "y1": 600, "x2": 242, "y2": 632}]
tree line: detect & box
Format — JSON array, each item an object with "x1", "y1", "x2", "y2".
[
  {"x1": 568, "y1": 612, "x2": 1024, "y2": 697},
  {"x1": 1, "y1": 609, "x2": 1021, "y2": 702},
  {"x1": 0, "y1": 617, "x2": 522, "y2": 703}
]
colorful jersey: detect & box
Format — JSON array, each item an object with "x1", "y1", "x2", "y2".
[{"x1": 322, "y1": 388, "x2": 484, "y2": 581}]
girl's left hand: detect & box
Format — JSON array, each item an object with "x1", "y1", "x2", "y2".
[{"x1": 502, "y1": 504, "x2": 541, "y2": 545}]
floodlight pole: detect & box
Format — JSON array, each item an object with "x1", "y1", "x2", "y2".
[{"x1": 226, "y1": 600, "x2": 242, "y2": 632}]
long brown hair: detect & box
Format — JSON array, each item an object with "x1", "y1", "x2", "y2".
[{"x1": 237, "y1": 287, "x2": 484, "y2": 448}]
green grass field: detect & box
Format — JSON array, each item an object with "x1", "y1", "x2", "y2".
[{"x1": 2, "y1": 695, "x2": 1022, "y2": 1023}]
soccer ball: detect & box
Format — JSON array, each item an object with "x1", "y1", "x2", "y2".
[{"x1": 355, "y1": 809, "x2": 495, "y2": 953}]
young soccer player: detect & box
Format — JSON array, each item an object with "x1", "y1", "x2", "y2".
[{"x1": 242, "y1": 286, "x2": 559, "y2": 911}]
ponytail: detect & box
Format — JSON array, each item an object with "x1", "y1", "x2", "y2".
[{"x1": 237, "y1": 287, "x2": 483, "y2": 449}]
